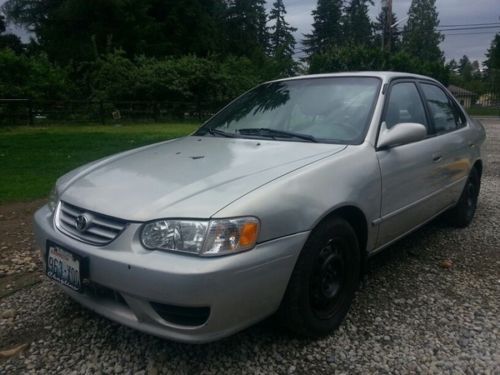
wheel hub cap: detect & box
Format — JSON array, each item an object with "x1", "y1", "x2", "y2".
[{"x1": 310, "y1": 239, "x2": 346, "y2": 318}]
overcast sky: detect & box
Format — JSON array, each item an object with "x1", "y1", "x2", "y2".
[{"x1": 1, "y1": 0, "x2": 499, "y2": 63}]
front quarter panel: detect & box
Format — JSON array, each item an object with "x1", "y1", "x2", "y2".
[{"x1": 214, "y1": 144, "x2": 381, "y2": 252}]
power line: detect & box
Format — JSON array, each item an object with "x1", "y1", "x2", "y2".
[
  {"x1": 439, "y1": 22, "x2": 500, "y2": 28},
  {"x1": 394, "y1": 25, "x2": 500, "y2": 32},
  {"x1": 438, "y1": 25, "x2": 500, "y2": 31},
  {"x1": 443, "y1": 31, "x2": 500, "y2": 36}
]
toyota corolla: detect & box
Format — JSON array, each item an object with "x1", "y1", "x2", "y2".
[{"x1": 33, "y1": 72, "x2": 485, "y2": 343}]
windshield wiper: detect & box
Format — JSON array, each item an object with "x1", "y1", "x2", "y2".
[
  {"x1": 238, "y1": 128, "x2": 318, "y2": 143},
  {"x1": 207, "y1": 128, "x2": 236, "y2": 138}
]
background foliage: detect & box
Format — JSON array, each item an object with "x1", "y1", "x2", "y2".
[{"x1": 0, "y1": 0, "x2": 498, "y2": 109}]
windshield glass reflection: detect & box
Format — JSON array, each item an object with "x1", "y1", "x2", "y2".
[{"x1": 196, "y1": 77, "x2": 381, "y2": 144}]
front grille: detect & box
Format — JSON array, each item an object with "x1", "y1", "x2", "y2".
[{"x1": 56, "y1": 201, "x2": 127, "y2": 245}]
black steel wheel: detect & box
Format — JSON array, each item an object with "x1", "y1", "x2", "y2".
[
  {"x1": 310, "y1": 238, "x2": 347, "y2": 319},
  {"x1": 446, "y1": 168, "x2": 480, "y2": 228},
  {"x1": 277, "y1": 216, "x2": 361, "y2": 337}
]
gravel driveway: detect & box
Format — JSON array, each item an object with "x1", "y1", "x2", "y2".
[{"x1": 1, "y1": 119, "x2": 499, "y2": 374}]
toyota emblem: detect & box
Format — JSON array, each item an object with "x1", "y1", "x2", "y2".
[{"x1": 75, "y1": 215, "x2": 90, "y2": 232}]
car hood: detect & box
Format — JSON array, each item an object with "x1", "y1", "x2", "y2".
[{"x1": 59, "y1": 136, "x2": 346, "y2": 221}]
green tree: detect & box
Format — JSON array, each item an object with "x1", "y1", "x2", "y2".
[
  {"x1": 0, "y1": 13, "x2": 24, "y2": 53},
  {"x1": 309, "y1": 45, "x2": 385, "y2": 73},
  {"x1": 447, "y1": 59, "x2": 458, "y2": 73},
  {"x1": 2, "y1": 0, "x2": 228, "y2": 63},
  {"x1": 402, "y1": 0, "x2": 444, "y2": 63},
  {"x1": 146, "y1": 0, "x2": 227, "y2": 56},
  {"x1": 343, "y1": 0, "x2": 373, "y2": 46},
  {"x1": 0, "y1": 13, "x2": 5, "y2": 32},
  {"x1": 484, "y1": 33, "x2": 500, "y2": 96},
  {"x1": 1, "y1": 0, "x2": 60, "y2": 32},
  {"x1": 224, "y1": 0, "x2": 269, "y2": 60},
  {"x1": 269, "y1": 0, "x2": 296, "y2": 58},
  {"x1": 0, "y1": 49, "x2": 72, "y2": 99},
  {"x1": 309, "y1": 45, "x2": 449, "y2": 84},
  {"x1": 3, "y1": 0, "x2": 152, "y2": 62},
  {"x1": 268, "y1": 0, "x2": 297, "y2": 76},
  {"x1": 303, "y1": 0, "x2": 343, "y2": 59},
  {"x1": 86, "y1": 51, "x2": 262, "y2": 107},
  {"x1": 471, "y1": 60, "x2": 481, "y2": 80},
  {"x1": 484, "y1": 33, "x2": 500, "y2": 76},
  {"x1": 448, "y1": 56, "x2": 487, "y2": 94},
  {"x1": 458, "y1": 55, "x2": 473, "y2": 81}
]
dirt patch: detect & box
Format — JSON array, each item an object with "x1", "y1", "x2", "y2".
[
  {"x1": 0, "y1": 272, "x2": 43, "y2": 299},
  {"x1": 0, "y1": 199, "x2": 45, "y2": 282}
]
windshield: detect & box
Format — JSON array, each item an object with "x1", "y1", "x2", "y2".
[{"x1": 196, "y1": 77, "x2": 381, "y2": 144}]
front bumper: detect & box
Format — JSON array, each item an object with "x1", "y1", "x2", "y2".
[{"x1": 33, "y1": 205, "x2": 309, "y2": 343}]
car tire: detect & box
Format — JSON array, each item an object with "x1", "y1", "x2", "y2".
[
  {"x1": 277, "y1": 216, "x2": 361, "y2": 337},
  {"x1": 446, "y1": 167, "x2": 480, "y2": 228}
]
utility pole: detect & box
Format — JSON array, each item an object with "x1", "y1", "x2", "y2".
[
  {"x1": 381, "y1": 0, "x2": 407, "y2": 54},
  {"x1": 381, "y1": 0, "x2": 392, "y2": 52}
]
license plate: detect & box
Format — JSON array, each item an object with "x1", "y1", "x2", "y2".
[{"x1": 46, "y1": 244, "x2": 82, "y2": 291}]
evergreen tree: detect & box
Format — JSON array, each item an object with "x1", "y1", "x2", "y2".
[
  {"x1": 343, "y1": 0, "x2": 373, "y2": 46},
  {"x1": 148, "y1": 0, "x2": 228, "y2": 56},
  {"x1": 0, "y1": 13, "x2": 24, "y2": 53},
  {"x1": 402, "y1": 0, "x2": 444, "y2": 63},
  {"x1": 269, "y1": 0, "x2": 296, "y2": 58},
  {"x1": 471, "y1": 60, "x2": 481, "y2": 78},
  {"x1": 446, "y1": 59, "x2": 458, "y2": 73},
  {"x1": 303, "y1": 0, "x2": 343, "y2": 59},
  {"x1": 374, "y1": 8, "x2": 401, "y2": 51},
  {"x1": 458, "y1": 55, "x2": 473, "y2": 81},
  {"x1": 484, "y1": 34, "x2": 500, "y2": 76},
  {"x1": 225, "y1": 0, "x2": 269, "y2": 59},
  {"x1": 255, "y1": 0, "x2": 269, "y2": 52},
  {"x1": 484, "y1": 33, "x2": 500, "y2": 91},
  {"x1": 0, "y1": 14, "x2": 5, "y2": 33},
  {"x1": 268, "y1": 0, "x2": 297, "y2": 76},
  {"x1": 2, "y1": 0, "x2": 228, "y2": 62}
]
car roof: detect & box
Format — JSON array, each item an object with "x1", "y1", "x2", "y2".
[{"x1": 270, "y1": 71, "x2": 439, "y2": 85}]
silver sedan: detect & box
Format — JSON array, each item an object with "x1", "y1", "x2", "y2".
[{"x1": 33, "y1": 72, "x2": 486, "y2": 343}]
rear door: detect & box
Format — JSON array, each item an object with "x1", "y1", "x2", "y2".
[
  {"x1": 418, "y1": 82, "x2": 471, "y2": 204},
  {"x1": 375, "y1": 80, "x2": 454, "y2": 247}
]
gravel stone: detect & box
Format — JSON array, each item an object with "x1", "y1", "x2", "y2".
[{"x1": 0, "y1": 119, "x2": 499, "y2": 374}]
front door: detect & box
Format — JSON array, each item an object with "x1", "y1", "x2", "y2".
[{"x1": 375, "y1": 81, "x2": 452, "y2": 247}]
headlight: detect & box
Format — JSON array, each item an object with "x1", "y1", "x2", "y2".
[
  {"x1": 48, "y1": 185, "x2": 59, "y2": 212},
  {"x1": 141, "y1": 217, "x2": 260, "y2": 256},
  {"x1": 141, "y1": 220, "x2": 209, "y2": 254}
]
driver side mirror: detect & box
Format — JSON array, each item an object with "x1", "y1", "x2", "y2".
[{"x1": 377, "y1": 122, "x2": 427, "y2": 150}]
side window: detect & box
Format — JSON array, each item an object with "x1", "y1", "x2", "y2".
[
  {"x1": 384, "y1": 82, "x2": 428, "y2": 129},
  {"x1": 421, "y1": 84, "x2": 463, "y2": 133},
  {"x1": 451, "y1": 100, "x2": 467, "y2": 128}
]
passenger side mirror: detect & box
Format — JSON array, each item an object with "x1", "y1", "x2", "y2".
[{"x1": 377, "y1": 122, "x2": 427, "y2": 150}]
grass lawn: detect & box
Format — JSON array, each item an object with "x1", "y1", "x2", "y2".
[
  {"x1": 0, "y1": 122, "x2": 200, "y2": 203},
  {"x1": 467, "y1": 107, "x2": 500, "y2": 116}
]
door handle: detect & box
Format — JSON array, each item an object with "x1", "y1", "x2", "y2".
[
  {"x1": 469, "y1": 142, "x2": 476, "y2": 148},
  {"x1": 432, "y1": 154, "x2": 442, "y2": 162}
]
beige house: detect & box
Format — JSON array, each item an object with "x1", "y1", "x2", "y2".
[
  {"x1": 477, "y1": 93, "x2": 496, "y2": 107},
  {"x1": 447, "y1": 85, "x2": 476, "y2": 108}
]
